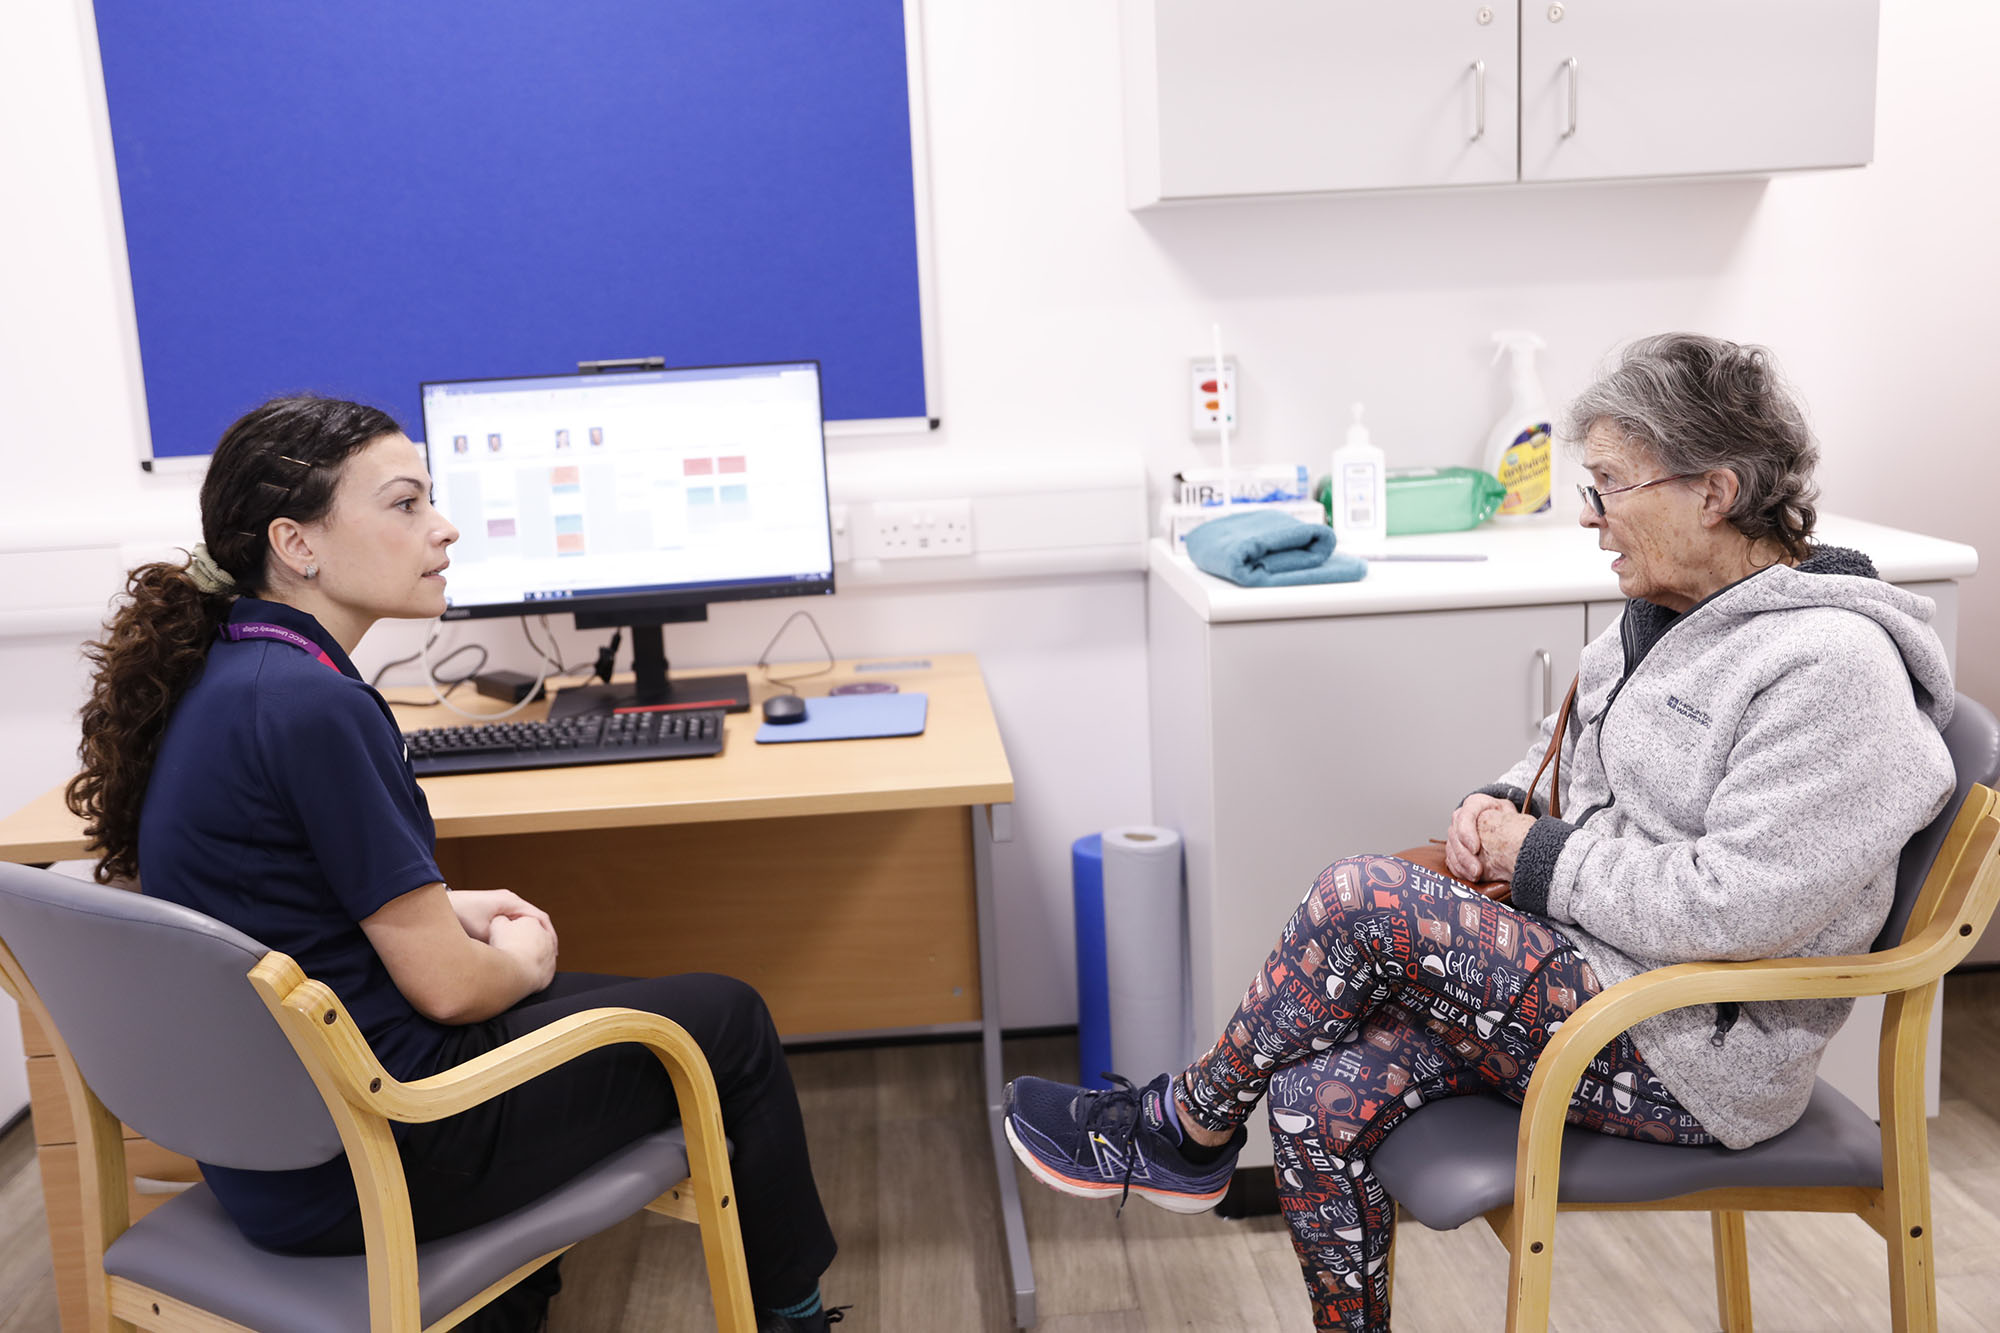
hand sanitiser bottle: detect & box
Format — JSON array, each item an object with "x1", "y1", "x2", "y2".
[
  {"x1": 1485, "y1": 330, "x2": 1553, "y2": 519},
  {"x1": 1330, "y1": 403, "x2": 1387, "y2": 552}
]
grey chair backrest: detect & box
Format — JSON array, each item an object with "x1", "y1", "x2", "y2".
[
  {"x1": 0, "y1": 862, "x2": 344, "y2": 1170},
  {"x1": 1875, "y1": 692, "x2": 2000, "y2": 953}
]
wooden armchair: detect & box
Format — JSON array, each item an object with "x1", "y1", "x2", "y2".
[
  {"x1": 0, "y1": 863, "x2": 754, "y2": 1333},
  {"x1": 1373, "y1": 692, "x2": 2000, "y2": 1332}
]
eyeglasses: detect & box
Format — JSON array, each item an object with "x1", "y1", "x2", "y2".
[{"x1": 1577, "y1": 473, "x2": 1702, "y2": 517}]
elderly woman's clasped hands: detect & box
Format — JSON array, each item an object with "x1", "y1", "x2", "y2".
[{"x1": 1445, "y1": 792, "x2": 1538, "y2": 883}]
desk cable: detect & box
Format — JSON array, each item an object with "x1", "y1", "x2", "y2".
[
  {"x1": 522, "y1": 615, "x2": 598, "y2": 679},
  {"x1": 757, "y1": 610, "x2": 836, "y2": 696},
  {"x1": 416, "y1": 621, "x2": 549, "y2": 721},
  {"x1": 370, "y1": 627, "x2": 487, "y2": 707}
]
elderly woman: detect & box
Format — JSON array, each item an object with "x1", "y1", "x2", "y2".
[{"x1": 1003, "y1": 333, "x2": 1956, "y2": 1333}]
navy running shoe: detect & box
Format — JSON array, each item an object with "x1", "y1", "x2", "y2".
[{"x1": 1003, "y1": 1072, "x2": 1243, "y2": 1213}]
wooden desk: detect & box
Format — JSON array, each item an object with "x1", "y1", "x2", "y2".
[
  {"x1": 1, "y1": 651, "x2": 1041, "y2": 1328},
  {"x1": 1, "y1": 654, "x2": 1010, "y2": 1037}
]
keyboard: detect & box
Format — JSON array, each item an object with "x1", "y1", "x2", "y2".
[{"x1": 404, "y1": 709, "x2": 725, "y2": 777}]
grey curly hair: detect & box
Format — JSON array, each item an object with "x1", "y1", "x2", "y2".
[{"x1": 1563, "y1": 333, "x2": 1819, "y2": 561}]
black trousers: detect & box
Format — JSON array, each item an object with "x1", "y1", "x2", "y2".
[{"x1": 287, "y1": 972, "x2": 837, "y2": 1330}]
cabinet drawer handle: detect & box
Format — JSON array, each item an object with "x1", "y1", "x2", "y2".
[
  {"x1": 1563, "y1": 57, "x2": 1580, "y2": 138},
  {"x1": 134, "y1": 1175, "x2": 199, "y2": 1196},
  {"x1": 1470, "y1": 60, "x2": 1487, "y2": 142},
  {"x1": 1536, "y1": 649, "x2": 1554, "y2": 725}
]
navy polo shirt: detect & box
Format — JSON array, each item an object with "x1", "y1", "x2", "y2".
[{"x1": 140, "y1": 597, "x2": 450, "y2": 1249}]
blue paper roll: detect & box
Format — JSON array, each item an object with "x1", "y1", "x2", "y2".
[{"x1": 1072, "y1": 833, "x2": 1113, "y2": 1090}]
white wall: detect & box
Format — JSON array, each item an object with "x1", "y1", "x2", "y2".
[{"x1": 3, "y1": 1, "x2": 1998, "y2": 1043}]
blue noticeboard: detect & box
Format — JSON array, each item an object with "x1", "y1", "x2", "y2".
[{"x1": 93, "y1": 1, "x2": 930, "y2": 462}]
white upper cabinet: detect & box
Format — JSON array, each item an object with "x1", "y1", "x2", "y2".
[
  {"x1": 1122, "y1": 1, "x2": 1521, "y2": 207},
  {"x1": 1521, "y1": 0, "x2": 1879, "y2": 183},
  {"x1": 1122, "y1": 0, "x2": 1879, "y2": 206}
]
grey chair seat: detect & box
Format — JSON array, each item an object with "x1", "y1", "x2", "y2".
[
  {"x1": 103, "y1": 1126, "x2": 692, "y2": 1333},
  {"x1": 1373, "y1": 1078, "x2": 1883, "y2": 1232}
]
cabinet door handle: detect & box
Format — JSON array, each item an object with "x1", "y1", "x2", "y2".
[
  {"x1": 1470, "y1": 60, "x2": 1487, "y2": 142},
  {"x1": 1563, "y1": 57, "x2": 1580, "y2": 139},
  {"x1": 1535, "y1": 649, "x2": 1554, "y2": 725}
]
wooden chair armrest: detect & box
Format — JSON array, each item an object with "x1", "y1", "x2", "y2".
[
  {"x1": 1515, "y1": 917, "x2": 1986, "y2": 1158},
  {"x1": 253, "y1": 960, "x2": 720, "y2": 1125},
  {"x1": 1535, "y1": 947, "x2": 1935, "y2": 1097},
  {"x1": 385, "y1": 1005, "x2": 716, "y2": 1123}
]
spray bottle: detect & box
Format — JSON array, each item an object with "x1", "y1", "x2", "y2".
[{"x1": 1485, "y1": 330, "x2": 1553, "y2": 519}]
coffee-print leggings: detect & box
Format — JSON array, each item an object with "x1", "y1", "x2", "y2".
[{"x1": 1177, "y1": 855, "x2": 1715, "y2": 1333}]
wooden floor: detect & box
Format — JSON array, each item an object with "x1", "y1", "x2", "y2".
[{"x1": 7, "y1": 972, "x2": 2000, "y2": 1330}]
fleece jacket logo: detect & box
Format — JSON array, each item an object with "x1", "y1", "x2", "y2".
[{"x1": 1665, "y1": 694, "x2": 1712, "y2": 728}]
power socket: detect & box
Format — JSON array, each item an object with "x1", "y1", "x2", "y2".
[
  {"x1": 1190, "y1": 357, "x2": 1238, "y2": 437},
  {"x1": 872, "y1": 498, "x2": 973, "y2": 558}
]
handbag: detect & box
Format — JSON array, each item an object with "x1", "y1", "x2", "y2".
[{"x1": 1394, "y1": 675, "x2": 1579, "y2": 902}]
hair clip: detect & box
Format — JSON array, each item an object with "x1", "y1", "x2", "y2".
[{"x1": 276, "y1": 454, "x2": 313, "y2": 469}]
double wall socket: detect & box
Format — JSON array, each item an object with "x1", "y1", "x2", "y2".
[{"x1": 869, "y1": 498, "x2": 974, "y2": 558}]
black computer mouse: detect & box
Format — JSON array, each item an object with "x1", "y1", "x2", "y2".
[{"x1": 762, "y1": 694, "x2": 808, "y2": 724}]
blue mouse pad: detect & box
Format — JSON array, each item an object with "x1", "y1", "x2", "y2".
[{"x1": 755, "y1": 692, "x2": 929, "y2": 743}]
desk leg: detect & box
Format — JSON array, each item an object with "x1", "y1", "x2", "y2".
[{"x1": 974, "y1": 804, "x2": 1035, "y2": 1328}]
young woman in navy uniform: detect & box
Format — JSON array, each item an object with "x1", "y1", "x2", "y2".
[{"x1": 67, "y1": 398, "x2": 839, "y2": 1333}]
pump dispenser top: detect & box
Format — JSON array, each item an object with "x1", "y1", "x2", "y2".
[{"x1": 1485, "y1": 330, "x2": 1553, "y2": 519}]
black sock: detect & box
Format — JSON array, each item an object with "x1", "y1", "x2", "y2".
[
  {"x1": 1161, "y1": 1081, "x2": 1236, "y2": 1164},
  {"x1": 1177, "y1": 1131, "x2": 1235, "y2": 1166}
]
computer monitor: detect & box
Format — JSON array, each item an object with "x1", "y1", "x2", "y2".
[{"x1": 420, "y1": 361, "x2": 834, "y2": 717}]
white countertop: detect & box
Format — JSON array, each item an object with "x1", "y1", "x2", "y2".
[{"x1": 1150, "y1": 514, "x2": 1979, "y2": 624}]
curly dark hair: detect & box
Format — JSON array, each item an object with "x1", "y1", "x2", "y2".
[
  {"x1": 1562, "y1": 333, "x2": 1820, "y2": 562},
  {"x1": 65, "y1": 396, "x2": 403, "y2": 883}
]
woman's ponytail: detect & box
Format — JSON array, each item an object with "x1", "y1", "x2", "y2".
[{"x1": 66, "y1": 559, "x2": 237, "y2": 883}]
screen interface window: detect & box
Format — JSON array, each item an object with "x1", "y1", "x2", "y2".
[{"x1": 422, "y1": 364, "x2": 832, "y2": 612}]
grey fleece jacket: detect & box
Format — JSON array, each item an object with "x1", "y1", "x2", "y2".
[{"x1": 1482, "y1": 546, "x2": 1955, "y2": 1149}]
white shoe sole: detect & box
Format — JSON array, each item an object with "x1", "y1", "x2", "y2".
[{"x1": 1002, "y1": 1115, "x2": 1229, "y2": 1215}]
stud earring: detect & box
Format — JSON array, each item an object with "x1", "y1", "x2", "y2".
[{"x1": 303, "y1": 563, "x2": 318, "y2": 580}]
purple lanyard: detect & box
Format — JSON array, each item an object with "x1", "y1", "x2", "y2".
[{"x1": 220, "y1": 622, "x2": 342, "y2": 674}]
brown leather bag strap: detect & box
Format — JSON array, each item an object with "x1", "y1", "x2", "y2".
[{"x1": 1520, "y1": 674, "x2": 1580, "y2": 821}]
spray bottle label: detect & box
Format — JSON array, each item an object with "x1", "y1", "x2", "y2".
[{"x1": 1497, "y1": 423, "x2": 1553, "y2": 516}]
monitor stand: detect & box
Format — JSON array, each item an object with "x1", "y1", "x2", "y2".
[{"x1": 546, "y1": 605, "x2": 752, "y2": 719}]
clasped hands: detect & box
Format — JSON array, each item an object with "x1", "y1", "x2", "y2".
[
  {"x1": 1444, "y1": 793, "x2": 1539, "y2": 884},
  {"x1": 449, "y1": 888, "x2": 559, "y2": 986}
]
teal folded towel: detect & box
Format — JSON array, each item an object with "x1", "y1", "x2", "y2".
[{"x1": 1183, "y1": 510, "x2": 1367, "y2": 587}]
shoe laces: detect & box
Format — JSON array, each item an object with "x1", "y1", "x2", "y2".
[{"x1": 1082, "y1": 1072, "x2": 1148, "y2": 1213}]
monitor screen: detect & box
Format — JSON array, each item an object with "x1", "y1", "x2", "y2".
[{"x1": 420, "y1": 362, "x2": 834, "y2": 622}]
